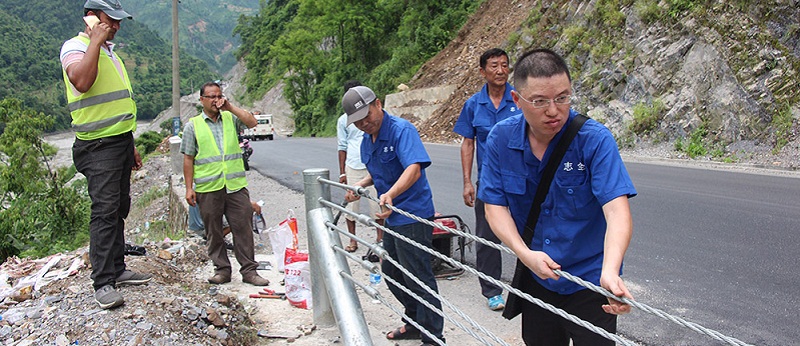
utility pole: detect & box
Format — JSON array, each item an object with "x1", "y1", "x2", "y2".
[{"x1": 171, "y1": 0, "x2": 181, "y2": 135}]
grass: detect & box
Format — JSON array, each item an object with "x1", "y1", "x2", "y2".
[
  {"x1": 771, "y1": 103, "x2": 795, "y2": 154},
  {"x1": 135, "y1": 186, "x2": 168, "y2": 208},
  {"x1": 629, "y1": 99, "x2": 666, "y2": 135},
  {"x1": 133, "y1": 220, "x2": 185, "y2": 245}
]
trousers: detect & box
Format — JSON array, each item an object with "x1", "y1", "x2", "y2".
[
  {"x1": 72, "y1": 132, "x2": 134, "y2": 290},
  {"x1": 382, "y1": 221, "x2": 444, "y2": 343},
  {"x1": 196, "y1": 187, "x2": 258, "y2": 275}
]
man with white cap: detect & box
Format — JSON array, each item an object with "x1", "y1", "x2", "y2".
[
  {"x1": 60, "y1": 0, "x2": 151, "y2": 310},
  {"x1": 343, "y1": 86, "x2": 444, "y2": 345}
]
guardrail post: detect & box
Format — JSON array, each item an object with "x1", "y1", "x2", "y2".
[{"x1": 303, "y1": 168, "x2": 372, "y2": 345}]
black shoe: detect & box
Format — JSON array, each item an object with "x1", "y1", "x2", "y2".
[
  {"x1": 225, "y1": 240, "x2": 234, "y2": 250},
  {"x1": 124, "y1": 243, "x2": 146, "y2": 256}
]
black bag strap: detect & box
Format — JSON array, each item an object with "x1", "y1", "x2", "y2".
[
  {"x1": 503, "y1": 113, "x2": 588, "y2": 320},
  {"x1": 521, "y1": 114, "x2": 588, "y2": 245}
]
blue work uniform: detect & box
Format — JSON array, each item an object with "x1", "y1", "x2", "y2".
[
  {"x1": 362, "y1": 111, "x2": 443, "y2": 343},
  {"x1": 478, "y1": 110, "x2": 637, "y2": 294},
  {"x1": 453, "y1": 82, "x2": 519, "y2": 299},
  {"x1": 453, "y1": 82, "x2": 519, "y2": 177},
  {"x1": 361, "y1": 111, "x2": 435, "y2": 225}
]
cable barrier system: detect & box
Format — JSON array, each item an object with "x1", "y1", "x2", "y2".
[{"x1": 301, "y1": 168, "x2": 754, "y2": 346}]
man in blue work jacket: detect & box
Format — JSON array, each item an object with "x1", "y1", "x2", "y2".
[
  {"x1": 479, "y1": 49, "x2": 637, "y2": 346},
  {"x1": 453, "y1": 48, "x2": 518, "y2": 311},
  {"x1": 343, "y1": 86, "x2": 444, "y2": 345}
]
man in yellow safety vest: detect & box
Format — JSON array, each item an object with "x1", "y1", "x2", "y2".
[
  {"x1": 60, "y1": 0, "x2": 152, "y2": 310},
  {"x1": 181, "y1": 82, "x2": 269, "y2": 287}
]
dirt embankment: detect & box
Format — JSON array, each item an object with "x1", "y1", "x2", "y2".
[{"x1": 410, "y1": 0, "x2": 537, "y2": 143}]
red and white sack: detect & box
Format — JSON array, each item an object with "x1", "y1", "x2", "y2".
[
  {"x1": 266, "y1": 209, "x2": 299, "y2": 272},
  {"x1": 284, "y1": 248, "x2": 312, "y2": 309}
]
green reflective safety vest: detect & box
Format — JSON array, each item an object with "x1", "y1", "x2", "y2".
[
  {"x1": 62, "y1": 35, "x2": 137, "y2": 140},
  {"x1": 191, "y1": 112, "x2": 247, "y2": 193}
]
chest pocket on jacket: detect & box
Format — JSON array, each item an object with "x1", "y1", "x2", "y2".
[
  {"x1": 555, "y1": 170, "x2": 593, "y2": 220},
  {"x1": 501, "y1": 170, "x2": 527, "y2": 195},
  {"x1": 473, "y1": 116, "x2": 493, "y2": 142},
  {"x1": 379, "y1": 150, "x2": 397, "y2": 164}
]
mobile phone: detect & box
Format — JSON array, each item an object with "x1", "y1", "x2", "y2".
[{"x1": 83, "y1": 15, "x2": 100, "y2": 29}]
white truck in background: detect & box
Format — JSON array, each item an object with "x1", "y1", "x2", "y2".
[{"x1": 242, "y1": 114, "x2": 274, "y2": 140}]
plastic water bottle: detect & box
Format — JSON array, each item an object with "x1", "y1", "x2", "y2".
[{"x1": 369, "y1": 272, "x2": 382, "y2": 303}]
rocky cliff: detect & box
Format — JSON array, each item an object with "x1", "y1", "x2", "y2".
[{"x1": 411, "y1": 0, "x2": 799, "y2": 164}]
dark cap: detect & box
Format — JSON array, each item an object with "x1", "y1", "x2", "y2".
[
  {"x1": 84, "y1": 0, "x2": 132, "y2": 20},
  {"x1": 342, "y1": 86, "x2": 377, "y2": 125}
]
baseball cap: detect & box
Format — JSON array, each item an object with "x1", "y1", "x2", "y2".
[
  {"x1": 84, "y1": 0, "x2": 132, "y2": 20},
  {"x1": 342, "y1": 86, "x2": 377, "y2": 125}
]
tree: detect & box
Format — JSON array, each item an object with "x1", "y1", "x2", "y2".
[{"x1": 0, "y1": 98, "x2": 90, "y2": 259}]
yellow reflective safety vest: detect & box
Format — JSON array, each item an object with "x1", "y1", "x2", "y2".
[
  {"x1": 62, "y1": 35, "x2": 137, "y2": 140},
  {"x1": 191, "y1": 112, "x2": 247, "y2": 193}
]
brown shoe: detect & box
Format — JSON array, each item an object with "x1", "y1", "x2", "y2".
[
  {"x1": 242, "y1": 272, "x2": 270, "y2": 286},
  {"x1": 207, "y1": 273, "x2": 231, "y2": 284}
]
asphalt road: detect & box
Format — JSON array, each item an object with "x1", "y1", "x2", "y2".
[{"x1": 247, "y1": 135, "x2": 800, "y2": 345}]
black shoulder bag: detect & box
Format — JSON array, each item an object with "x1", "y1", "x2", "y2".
[{"x1": 503, "y1": 114, "x2": 588, "y2": 320}]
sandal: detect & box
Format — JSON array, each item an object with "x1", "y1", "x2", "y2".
[
  {"x1": 386, "y1": 325, "x2": 421, "y2": 340},
  {"x1": 344, "y1": 243, "x2": 358, "y2": 253}
]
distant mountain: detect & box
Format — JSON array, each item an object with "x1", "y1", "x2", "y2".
[
  {"x1": 124, "y1": 0, "x2": 260, "y2": 74},
  {"x1": 0, "y1": 0, "x2": 218, "y2": 130}
]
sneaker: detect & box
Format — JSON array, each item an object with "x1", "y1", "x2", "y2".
[
  {"x1": 488, "y1": 295, "x2": 505, "y2": 311},
  {"x1": 95, "y1": 285, "x2": 124, "y2": 309},
  {"x1": 117, "y1": 270, "x2": 153, "y2": 286}
]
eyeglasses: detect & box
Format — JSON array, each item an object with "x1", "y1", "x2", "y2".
[
  {"x1": 201, "y1": 95, "x2": 224, "y2": 99},
  {"x1": 516, "y1": 93, "x2": 572, "y2": 109}
]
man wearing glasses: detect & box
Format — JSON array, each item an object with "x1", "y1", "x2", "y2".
[
  {"x1": 452, "y1": 48, "x2": 517, "y2": 312},
  {"x1": 181, "y1": 82, "x2": 269, "y2": 287},
  {"x1": 479, "y1": 49, "x2": 637, "y2": 346}
]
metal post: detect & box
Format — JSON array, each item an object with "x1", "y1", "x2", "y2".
[
  {"x1": 171, "y1": 0, "x2": 180, "y2": 120},
  {"x1": 303, "y1": 169, "x2": 373, "y2": 345}
]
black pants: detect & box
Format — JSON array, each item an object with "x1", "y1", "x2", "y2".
[
  {"x1": 521, "y1": 276, "x2": 616, "y2": 346},
  {"x1": 73, "y1": 132, "x2": 134, "y2": 291},
  {"x1": 382, "y1": 221, "x2": 444, "y2": 343}
]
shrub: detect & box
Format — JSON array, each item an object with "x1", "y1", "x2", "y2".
[
  {"x1": 629, "y1": 99, "x2": 666, "y2": 135},
  {"x1": 136, "y1": 131, "x2": 165, "y2": 157}
]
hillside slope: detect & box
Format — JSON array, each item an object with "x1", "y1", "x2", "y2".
[
  {"x1": 124, "y1": 0, "x2": 259, "y2": 74},
  {"x1": 412, "y1": 0, "x2": 799, "y2": 167}
]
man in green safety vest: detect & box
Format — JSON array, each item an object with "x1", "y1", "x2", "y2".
[
  {"x1": 60, "y1": 0, "x2": 152, "y2": 310},
  {"x1": 181, "y1": 82, "x2": 269, "y2": 287}
]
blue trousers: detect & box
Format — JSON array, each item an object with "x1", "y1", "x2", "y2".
[
  {"x1": 382, "y1": 221, "x2": 444, "y2": 343},
  {"x1": 72, "y1": 132, "x2": 134, "y2": 291}
]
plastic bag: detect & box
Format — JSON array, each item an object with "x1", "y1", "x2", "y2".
[
  {"x1": 284, "y1": 247, "x2": 312, "y2": 309},
  {"x1": 265, "y1": 210, "x2": 299, "y2": 272}
]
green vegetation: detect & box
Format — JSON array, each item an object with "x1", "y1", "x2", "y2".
[
  {"x1": 0, "y1": 99, "x2": 90, "y2": 259},
  {"x1": 235, "y1": 0, "x2": 483, "y2": 136},
  {"x1": 629, "y1": 99, "x2": 666, "y2": 135},
  {"x1": 135, "y1": 186, "x2": 168, "y2": 209},
  {"x1": 771, "y1": 104, "x2": 795, "y2": 154},
  {"x1": 675, "y1": 125, "x2": 708, "y2": 158},
  {"x1": 0, "y1": 0, "x2": 218, "y2": 133},
  {"x1": 124, "y1": 0, "x2": 260, "y2": 74},
  {"x1": 136, "y1": 131, "x2": 167, "y2": 158},
  {"x1": 132, "y1": 220, "x2": 184, "y2": 245}
]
